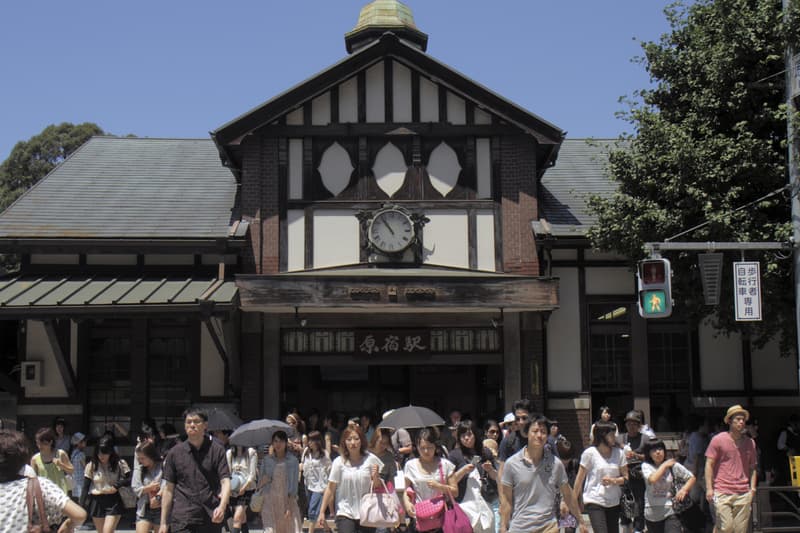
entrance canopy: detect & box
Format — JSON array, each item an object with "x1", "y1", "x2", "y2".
[
  {"x1": 0, "y1": 275, "x2": 238, "y2": 317},
  {"x1": 237, "y1": 266, "x2": 558, "y2": 313}
]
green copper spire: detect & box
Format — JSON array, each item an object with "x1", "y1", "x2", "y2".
[{"x1": 345, "y1": 0, "x2": 428, "y2": 53}]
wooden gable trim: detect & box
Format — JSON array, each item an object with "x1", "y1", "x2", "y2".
[{"x1": 213, "y1": 33, "x2": 563, "y2": 148}]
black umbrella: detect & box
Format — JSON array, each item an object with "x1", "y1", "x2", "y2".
[
  {"x1": 206, "y1": 407, "x2": 243, "y2": 432},
  {"x1": 229, "y1": 419, "x2": 295, "y2": 447},
  {"x1": 377, "y1": 405, "x2": 445, "y2": 429}
]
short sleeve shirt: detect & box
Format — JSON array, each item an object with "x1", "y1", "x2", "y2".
[
  {"x1": 501, "y1": 448, "x2": 567, "y2": 532},
  {"x1": 328, "y1": 453, "x2": 383, "y2": 520},
  {"x1": 705, "y1": 432, "x2": 756, "y2": 494},
  {"x1": 163, "y1": 437, "x2": 231, "y2": 526},
  {"x1": 404, "y1": 458, "x2": 456, "y2": 502},
  {"x1": 641, "y1": 462, "x2": 694, "y2": 521},
  {"x1": 0, "y1": 477, "x2": 69, "y2": 530},
  {"x1": 579, "y1": 446, "x2": 627, "y2": 507}
]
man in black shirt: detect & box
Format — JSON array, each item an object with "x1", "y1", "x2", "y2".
[
  {"x1": 159, "y1": 408, "x2": 231, "y2": 533},
  {"x1": 621, "y1": 410, "x2": 646, "y2": 533}
]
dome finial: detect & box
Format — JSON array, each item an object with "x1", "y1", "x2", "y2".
[{"x1": 345, "y1": 0, "x2": 428, "y2": 53}]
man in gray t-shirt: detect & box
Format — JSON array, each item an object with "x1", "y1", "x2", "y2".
[{"x1": 500, "y1": 416, "x2": 586, "y2": 533}]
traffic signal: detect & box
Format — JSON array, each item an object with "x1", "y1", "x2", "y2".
[{"x1": 637, "y1": 258, "x2": 672, "y2": 318}]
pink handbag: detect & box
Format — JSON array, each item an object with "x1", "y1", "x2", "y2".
[
  {"x1": 414, "y1": 463, "x2": 446, "y2": 532},
  {"x1": 360, "y1": 479, "x2": 402, "y2": 528},
  {"x1": 443, "y1": 492, "x2": 473, "y2": 533}
]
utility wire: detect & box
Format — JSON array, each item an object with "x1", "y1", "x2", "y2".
[{"x1": 665, "y1": 184, "x2": 790, "y2": 242}]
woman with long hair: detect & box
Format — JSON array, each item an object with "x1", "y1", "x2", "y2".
[
  {"x1": 79, "y1": 435, "x2": 132, "y2": 533},
  {"x1": 641, "y1": 438, "x2": 695, "y2": 533},
  {"x1": 303, "y1": 430, "x2": 332, "y2": 533},
  {"x1": 573, "y1": 421, "x2": 628, "y2": 533},
  {"x1": 31, "y1": 426, "x2": 74, "y2": 497},
  {"x1": 227, "y1": 443, "x2": 258, "y2": 533},
  {"x1": 448, "y1": 421, "x2": 495, "y2": 533},
  {"x1": 131, "y1": 440, "x2": 162, "y2": 533},
  {"x1": 317, "y1": 426, "x2": 383, "y2": 533},
  {"x1": 482, "y1": 420, "x2": 502, "y2": 447},
  {"x1": 589, "y1": 406, "x2": 620, "y2": 443},
  {"x1": 259, "y1": 430, "x2": 302, "y2": 533},
  {"x1": 0, "y1": 429, "x2": 86, "y2": 531},
  {"x1": 403, "y1": 428, "x2": 459, "y2": 532}
]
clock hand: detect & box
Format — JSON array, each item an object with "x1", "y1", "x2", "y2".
[{"x1": 381, "y1": 218, "x2": 396, "y2": 236}]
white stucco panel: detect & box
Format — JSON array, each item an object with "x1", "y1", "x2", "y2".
[
  {"x1": 392, "y1": 61, "x2": 412, "y2": 123},
  {"x1": 313, "y1": 211, "x2": 360, "y2": 269},
  {"x1": 446, "y1": 92, "x2": 466, "y2": 125},
  {"x1": 751, "y1": 337, "x2": 798, "y2": 390},
  {"x1": 427, "y1": 142, "x2": 461, "y2": 197},
  {"x1": 699, "y1": 317, "x2": 744, "y2": 390},
  {"x1": 422, "y1": 210, "x2": 469, "y2": 268},
  {"x1": 286, "y1": 108, "x2": 304, "y2": 126},
  {"x1": 476, "y1": 210, "x2": 495, "y2": 271},
  {"x1": 373, "y1": 143, "x2": 407, "y2": 197},
  {"x1": 24, "y1": 321, "x2": 68, "y2": 398},
  {"x1": 474, "y1": 107, "x2": 492, "y2": 125},
  {"x1": 287, "y1": 210, "x2": 305, "y2": 272},
  {"x1": 365, "y1": 62, "x2": 385, "y2": 123},
  {"x1": 419, "y1": 76, "x2": 439, "y2": 122},
  {"x1": 547, "y1": 268, "x2": 582, "y2": 392},
  {"x1": 318, "y1": 142, "x2": 353, "y2": 197},
  {"x1": 339, "y1": 77, "x2": 358, "y2": 123},
  {"x1": 585, "y1": 267, "x2": 635, "y2": 295},
  {"x1": 289, "y1": 139, "x2": 303, "y2": 200},
  {"x1": 311, "y1": 92, "x2": 331, "y2": 126}
]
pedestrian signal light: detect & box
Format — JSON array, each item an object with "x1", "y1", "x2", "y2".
[{"x1": 637, "y1": 258, "x2": 672, "y2": 318}]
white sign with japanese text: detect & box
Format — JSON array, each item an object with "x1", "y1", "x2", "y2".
[{"x1": 733, "y1": 261, "x2": 761, "y2": 321}]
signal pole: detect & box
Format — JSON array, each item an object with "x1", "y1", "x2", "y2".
[{"x1": 785, "y1": 0, "x2": 800, "y2": 385}]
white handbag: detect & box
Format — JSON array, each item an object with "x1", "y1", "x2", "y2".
[{"x1": 359, "y1": 479, "x2": 402, "y2": 528}]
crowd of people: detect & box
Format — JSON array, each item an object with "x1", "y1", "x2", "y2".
[{"x1": 0, "y1": 401, "x2": 772, "y2": 533}]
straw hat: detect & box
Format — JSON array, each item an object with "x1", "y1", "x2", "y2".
[{"x1": 724, "y1": 404, "x2": 750, "y2": 424}]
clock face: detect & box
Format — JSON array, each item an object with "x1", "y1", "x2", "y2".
[{"x1": 368, "y1": 209, "x2": 415, "y2": 253}]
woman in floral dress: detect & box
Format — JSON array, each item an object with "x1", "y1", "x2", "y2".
[{"x1": 259, "y1": 430, "x2": 302, "y2": 533}]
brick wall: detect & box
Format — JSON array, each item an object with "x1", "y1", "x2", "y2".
[
  {"x1": 499, "y1": 136, "x2": 539, "y2": 275},
  {"x1": 548, "y1": 407, "x2": 592, "y2": 456},
  {"x1": 241, "y1": 136, "x2": 280, "y2": 274}
]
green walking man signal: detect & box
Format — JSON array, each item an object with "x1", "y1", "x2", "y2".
[{"x1": 637, "y1": 258, "x2": 673, "y2": 318}]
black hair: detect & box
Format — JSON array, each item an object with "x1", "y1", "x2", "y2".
[
  {"x1": 512, "y1": 398, "x2": 533, "y2": 414},
  {"x1": 519, "y1": 415, "x2": 549, "y2": 436},
  {"x1": 415, "y1": 427, "x2": 444, "y2": 457},
  {"x1": 90, "y1": 435, "x2": 121, "y2": 471},
  {"x1": 455, "y1": 420, "x2": 482, "y2": 457},
  {"x1": 592, "y1": 421, "x2": 617, "y2": 447},
  {"x1": 35, "y1": 427, "x2": 56, "y2": 447},
  {"x1": 0, "y1": 430, "x2": 31, "y2": 482},
  {"x1": 182, "y1": 407, "x2": 208, "y2": 423},
  {"x1": 642, "y1": 438, "x2": 667, "y2": 465}
]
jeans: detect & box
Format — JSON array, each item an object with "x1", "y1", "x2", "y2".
[
  {"x1": 308, "y1": 490, "x2": 324, "y2": 521},
  {"x1": 584, "y1": 503, "x2": 620, "y2": 533}
]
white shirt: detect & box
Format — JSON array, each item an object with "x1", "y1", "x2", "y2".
[
  {"x1": 579, "y1": 446, "x2": 627, "y2": 507},
  {"x1": 403, "y1": 458, "x2": 456, "y2": 502},
  {"x1": 0, "y1": 477, "x2": 70, "y2": 530},
  {"x1": 328, "y1": 453, "x2": 383, "y2": 520}
]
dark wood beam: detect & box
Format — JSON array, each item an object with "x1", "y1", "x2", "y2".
[
  {"x1": 42, "y1": 320, "x2": 76, "y2": 397},
  {"x1": 237, "y1": 274, "x2": 558, "y2": 312},
  {"x1": 252, "y1": 123, "x2": 525, "y2": 138}
]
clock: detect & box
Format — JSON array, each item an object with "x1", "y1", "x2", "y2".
[{"x1": 368, "y1": 207, "x2": 415, "y2": 254}]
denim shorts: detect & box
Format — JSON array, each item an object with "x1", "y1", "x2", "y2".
[{"x1": 308, "y1": 491, "x2": 324, "y2": 521}]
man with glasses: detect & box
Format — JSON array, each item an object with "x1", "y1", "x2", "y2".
[{"x1": 159, "y1": 408, "x2": 231, "y2": 533}]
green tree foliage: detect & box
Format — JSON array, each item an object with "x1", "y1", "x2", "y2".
[
  {"x1": 588, "y1": 0, "x2": 800, "y2": 348},
  {"x1": 0, "y1": 122, "x2": 104, "y2": 211}
]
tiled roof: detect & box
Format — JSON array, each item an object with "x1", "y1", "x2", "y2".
[
  {"x1": 0, "y1": 137, "x2": 237, "y2": 239},
  {"x1": 539, "y1": 138, "x2": 619, "y2": 237}
]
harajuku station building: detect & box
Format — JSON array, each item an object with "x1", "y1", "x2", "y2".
[{"x1": 0, "y1": 1, "x2": 795, "y2": 446}]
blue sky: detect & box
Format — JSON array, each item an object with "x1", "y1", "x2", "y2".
[{"x1": 0, "y1": 1, "x2": 674, "y2": 160}]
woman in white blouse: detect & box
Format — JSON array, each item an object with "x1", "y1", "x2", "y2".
[
  {"x1": 317, "y1": 426, "x2": 382, "y2": 533},
  {"x1": 402, "y1": 428, "x2": 458, "y2": 531},
  {"x1": 573, "y1": 421, "x2": 628, "y2": 533}
]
